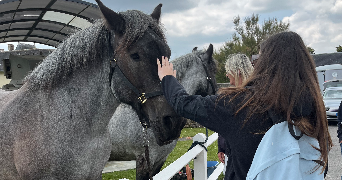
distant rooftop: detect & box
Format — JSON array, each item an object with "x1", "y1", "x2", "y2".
[
  {"x1": 0, "y1": 48, "x2": 54, "y2": 72},
  {"x1": 312, "y1": 52, "x2": 342, "y2": 67}
]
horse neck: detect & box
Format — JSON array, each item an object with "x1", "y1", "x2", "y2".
[
  {"x1": 172, "y1": 54, "x2": 198, "y2": 82},
  {"x1": 22, "y1": 56, "x2": 118, "y2": 129}
]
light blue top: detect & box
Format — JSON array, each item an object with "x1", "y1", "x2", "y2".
[{"x1": 246, "y1": 121, "x2": 324, "y2": 180}]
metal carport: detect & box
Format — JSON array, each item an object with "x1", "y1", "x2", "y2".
[{"x1": 0, "y1": 0, "x2": 101, "y2": 47}]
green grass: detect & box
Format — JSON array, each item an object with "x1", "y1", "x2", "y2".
[
  {"x1": 102, "y1": 169, "x2": 136, "y2": 180},
  {"x1": 179, "y1": 127, "x2": 215, "y2": 138},
  {"x1": 102, "y1": 128, "x2": 225, "y2": 180}
]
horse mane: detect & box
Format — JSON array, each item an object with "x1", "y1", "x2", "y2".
[
  {"x1": 24, "y1": 20, "x2": 112, "y2": 90},
  {"x1": 172, "y1": 49, "x2": 207, "y2": 81},
  {"x1": 25, "y1": 10, "x2": 166, "y2": 90}
]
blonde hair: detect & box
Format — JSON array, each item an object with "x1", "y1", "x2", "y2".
[{"x1": 225, "y1": 53, "x2": 254, "y2": 86}]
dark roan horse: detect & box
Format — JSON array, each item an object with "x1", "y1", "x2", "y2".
[
  {"x1": 0, "y1": 1, "x2": 185, "y2": 179},
  {"x1": 108, "y1": 45, "x2": 218, "y2": 180}
]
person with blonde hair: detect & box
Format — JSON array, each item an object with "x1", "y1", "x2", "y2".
[
  {"x1": 218, "y1": 53, "x2": 254, "y2": 175},
  {"x1": 224, "y1": 53, "x2": 254, "y2": 87},
  {"x1": 157, "y1": 31, "x2": 331, "y2": 180}
]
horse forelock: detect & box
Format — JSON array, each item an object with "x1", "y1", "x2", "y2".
[
  {"x1": 24, "y1": 20, "x2": 113, "y2": 90},
  {"x1": 117, "y1": 10, "x2": 166, "y2": 53}
]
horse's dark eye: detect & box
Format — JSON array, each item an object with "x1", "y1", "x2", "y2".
[{"x1": 130, "y1": 53, "x2": 140, "y2": 61}]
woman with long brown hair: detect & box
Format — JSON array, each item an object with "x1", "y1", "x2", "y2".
[{"x1": 157, "y1": 31, "x2": 332, "y2": 180}]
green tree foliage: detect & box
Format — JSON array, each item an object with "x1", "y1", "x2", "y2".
[
  {"x1": 214, "y1": 14, "x2": 290, "y2": 83},
  {"x1": 307, "y1": 46, "x2": 315, "y2": 54},
  {"x1": 337, "y1": 45, "x2": 342, "y2": 52}
]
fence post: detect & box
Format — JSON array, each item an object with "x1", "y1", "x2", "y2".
[{"x1": 193, "y1": 133, "x2": 207, "y2": 180}]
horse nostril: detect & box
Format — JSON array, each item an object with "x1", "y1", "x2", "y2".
[{"x1": 163, "y1": 116, "x2": 173, "y2": 130}]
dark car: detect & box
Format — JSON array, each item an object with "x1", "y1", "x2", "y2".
[{"x1": 323, "y1": 87, "x2": 342, "y2": 121}]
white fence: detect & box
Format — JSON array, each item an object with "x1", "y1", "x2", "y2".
[{"x1": 153, "y1": 132, "x2": 224, "y2": 180}]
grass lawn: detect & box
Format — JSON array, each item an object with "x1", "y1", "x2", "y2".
[{"x1": 102, "y1": 128, "x2": 225, "y2": 180}]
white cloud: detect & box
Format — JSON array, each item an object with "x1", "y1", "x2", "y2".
[
  {"x1": 1, "y1": 0, "x2": 340, "y2": 57},
  {"x1": 282, "y1": 0, "x2": 342, "y2": 53},
  {"x1": 197, "y1": 41, "x2": 225, "y2": 52},
  {"x1": 161, "y1": 0, "x2": 341, "y2": 55},
  {"x1": 332, "y1": 34, "x2": 342, "y2": 43},
  {"x1": 161, "y1": 1, "x2": 245, "y2": 37},
  {"x1": 331, "y1": 0, "x2": 342, "y2": 14}
]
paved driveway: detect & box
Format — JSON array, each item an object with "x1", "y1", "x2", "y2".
[{"x1": 325, "y1": 122, "x2": 342, "y2": 180}]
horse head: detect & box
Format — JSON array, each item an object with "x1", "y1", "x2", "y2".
[
  {"x1": 96, "y1": 0, "x2": 186, "y2": 145},
  {"x1": 195, "y1": 44, "x2": 218, "y2": 96},
  {"x1": 174, "y1": 44, "x2": 218, "y2": 97}
]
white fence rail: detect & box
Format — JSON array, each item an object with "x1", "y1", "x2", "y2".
[{"x1": 153, "y1": 132, "x2": 223, "y2": 180}]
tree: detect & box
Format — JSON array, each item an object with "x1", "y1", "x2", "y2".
[
  {"x1": 214, "y1": 14, "x2": 290, "y2": 83},
  {"x1": 307, "y1": 46, "x2": 315, "y2": 54},
  {"x1": 337, "y1": 45, "x2": 342, "y2": 52}
]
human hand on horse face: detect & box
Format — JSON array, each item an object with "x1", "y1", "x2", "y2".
[{"x1": 157, "y1": 56, "x2": 177, "y2": 81}]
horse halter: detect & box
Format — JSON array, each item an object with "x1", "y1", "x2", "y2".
[
  {"x1": 109, "y1": 57, "x2": 164, "y2": 180},
  {"x1": 109, "y1": 58, "x2": 164, "y2": 128},
  {"x1": 199, "y1": 57, "x2": 217, "y2": 95}
]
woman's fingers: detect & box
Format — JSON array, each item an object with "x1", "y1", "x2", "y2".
[
  {"x1": 157, "y1": 58, "x2": 161, "y2": 67},
  {"x1": 162, "y1": 56, "x2": 165, "y2": 66},
  {"x1": 162, "y1": 56, "x2": 169, "y2": 66},
  {"x1": 157, "y1": 56, "x2": 176, "y2": 81}
]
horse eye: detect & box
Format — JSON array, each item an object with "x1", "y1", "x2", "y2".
[{"x1": 130, "y1": 53, "x2": 140, "y2": 61}]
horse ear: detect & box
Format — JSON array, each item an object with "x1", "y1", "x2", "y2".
[
  {"x1": 151, "y1": 4, "x2": 162, "y2": 22},
  {"x1": 205, "y1": 44, "x2": 214, "y2": 63},
  {"x1": 206, "y1": 44, "x2": 213, "y2": 56},
  {"x1": 192, "y1": 47, "x2": 198, "y2": 53},
  {"x1": 96, "y1": 0, "x2": 125, "y2": 36}
]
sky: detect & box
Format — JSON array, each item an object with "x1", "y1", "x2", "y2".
[{"x1": 0, "y1": 0, "x2": 341, "y2": 60}]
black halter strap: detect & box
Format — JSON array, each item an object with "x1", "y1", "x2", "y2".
[
  {"x1": 245, "y1": 86, "x2": 304, "y2": 140},
  {"x1": 109, "y1": 59, "x2": 163, "y2": 128},
  {"x1": 267, "y1": 109, "x2": 303, "y2": 140},
  {"x1": 199, "y1": 58, "x2": 216, "y2": 95}
]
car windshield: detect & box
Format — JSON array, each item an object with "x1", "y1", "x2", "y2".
[
  {"x1": 324, "y1": 90, "x2": 342, "y2": 98},
  {"x1": 324, "y1": 82, "x2": 342, "y2": 89}
]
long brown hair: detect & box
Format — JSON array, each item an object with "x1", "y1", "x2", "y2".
[{"x1": 218, "y1": 31, "x2": 332, "y2": 173}]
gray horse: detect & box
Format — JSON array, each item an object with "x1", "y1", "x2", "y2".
[
  {"x1": 0, "y1": 1, "x2": 185, "y2": 179},
  {"x1": 108, "y1": 45, "x2": 217, "y2": 179}
]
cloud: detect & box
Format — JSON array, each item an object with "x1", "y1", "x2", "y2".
[
  {"x1": 1, "y1": 0, "x2": 340, "y2": 59},
  {"x1": 161, "y1": 1, "x2": 242, "y2": 38},
  {"x1": 331, "y1": 0, "x2": 342, "y2": 14},
  {"x1": 282, "y1": 0, "x2": 342, "y2": 53},
  {"x1": 95, "y1": 0, "x2": 341, "y2": 56}
]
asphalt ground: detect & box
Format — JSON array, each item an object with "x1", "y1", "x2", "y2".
[{"x1": 325, "y1": 122, "x2": 342, "y2": 180}]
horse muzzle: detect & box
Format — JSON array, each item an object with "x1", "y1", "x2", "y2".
[{"x1": 151, "y1": 115, "x2": 186, "y2": 146}]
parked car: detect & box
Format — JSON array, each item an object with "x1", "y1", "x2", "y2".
[
  {"x1": 323, "y1": 79, "x2": 342, "y2": 91},
  {"x1": 323, "y1": 87, "x2": 342, "y2": 121}
]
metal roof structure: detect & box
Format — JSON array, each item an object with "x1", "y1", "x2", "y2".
[
  {"x1": 312, "y1": 52, "x2": 342, "y2": 67},
  {"x1": 0, "y1": 0, "x2": 102, "y2": 47}
]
